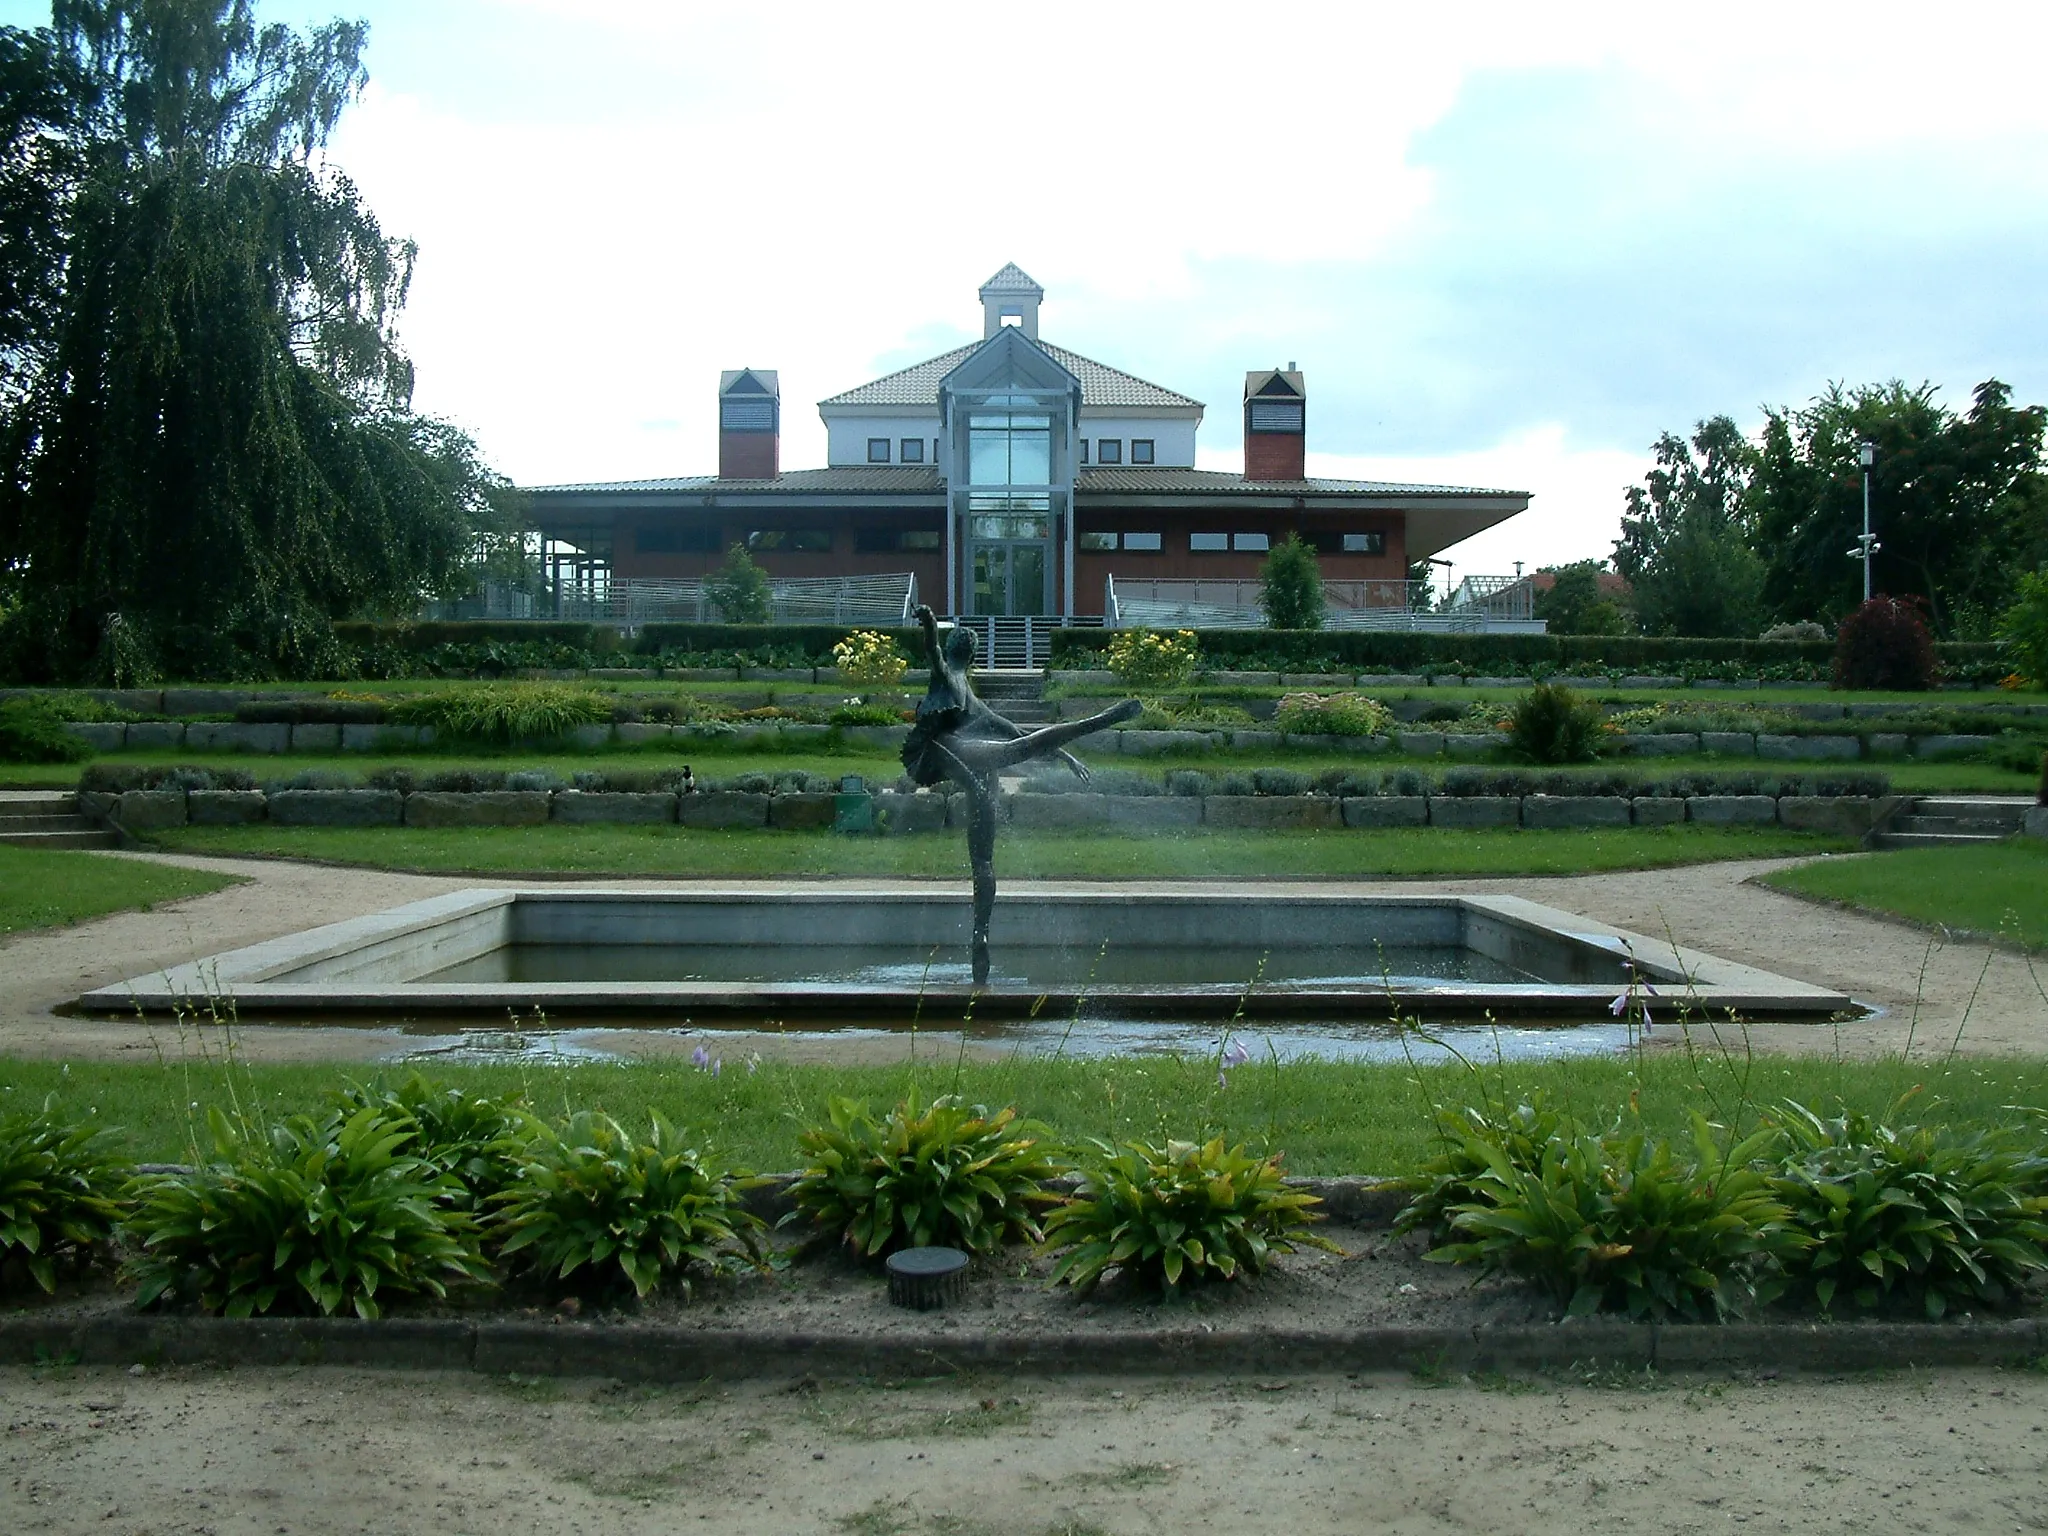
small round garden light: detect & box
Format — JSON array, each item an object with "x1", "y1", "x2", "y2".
[{"x1": 885, "y1": 1246, "x2": 970, "y2": 1310}]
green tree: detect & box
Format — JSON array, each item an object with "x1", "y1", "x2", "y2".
[
  {"x1": 1612, "y1": 417, "x2": 1765, "y2": 638},
  {"x1": 708, "y1": 542, "x2": 771, "y2": 624},
  {"x1": 1259, "y1": 532, "x2": 1324, "y2": 629},
  {"x1": 1749, "y1": 380, "x2": 2048, "y2": 636},
  {"x1": 1532, "y1": 560, "x2": 1625, "y2": 636},
  {"x1": 0, "y1": 1, "x2": 517, "y2": 682}
]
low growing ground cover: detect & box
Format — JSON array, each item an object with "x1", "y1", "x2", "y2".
[
  {"x1": 1760, "y1": 840, "x2": 2048, "y2": 951},
  {"x1": 146, "y1": 823, "x2": 1852, "y2": 879},
  {"x1": 0, "y1": 846, "x2": 240, "y2": 938}
]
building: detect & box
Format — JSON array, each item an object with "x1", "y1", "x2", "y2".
[{"x1": 523, "y1": 265, "x2": 1533, "y2": 638}]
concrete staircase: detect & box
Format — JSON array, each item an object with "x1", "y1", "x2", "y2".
[
  {"x1": 1874, "y1": 795, "x2": 2036, "y2": 850},
  {"x1": 0, "y1": 790, "x2": 122, "y2": 850},
  {"x1": 974, "y1": 669, "x2": 1052, "y2": 725}
]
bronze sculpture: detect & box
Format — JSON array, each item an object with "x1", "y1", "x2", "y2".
[{"x1": 901, "y1": 605, "x2": 1140, "y2": 984}]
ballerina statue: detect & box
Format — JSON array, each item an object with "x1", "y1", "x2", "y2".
[{"x1": 901, "y1": 605, "x2": 1141, "y2": 984}]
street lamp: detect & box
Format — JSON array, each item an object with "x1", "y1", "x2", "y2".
[{"x1": 1847, "y1": 441, "x2": 1879, "y2": 602}]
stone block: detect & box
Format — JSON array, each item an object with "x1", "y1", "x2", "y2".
[
  {"x1": 1050, "y1": 669, "x2": 1120, "y2": 686},
  {"x1": 1396, "y1": 731, "x2": 1445, "y2": 757},
  {"x1": 614, "y1": 722, "x2": 673, "y2": 745},
  {"x1": 123, "y1": 721, "x2": 186, "y2": 751},
  {"x1": 1202, "y1": 795, "x2": 1342, "y2": 829},
  {"x1": 340, "y1": 724, "x2": 420, "y2": 751},
  {"x1": 1686, "y1": 794, "x2": 1778, "y2": 826},
  {"x1": 1618, "y1": 676, "x2": 1683, "y2": 690},
  {"x1": 404, "y1": 791, "x2": 550, "y2": 828},
  {"x1": 1442, "y1": 733, "x2": 1502, "y2": 759},
  {"x1": 1777, "y1": 795, "x2": 1875, "y2": 836},
  {"x1": 1204, "y1": 670, "x2": 1281, "y2": 687},
  {"x1": 1617, "y1": 732, "x2": 1700, "y2": 756},
  {"x1": 664, "y1": 667, "x2": 738, "y2": 682},
  {"x1": 1341, "y1": 796, "x2": 1428, "y2": 828},
  {"x1": 1547, "y1": 676, "x2": 1609, "y2": 691},
  {"x1": 1700, "y1": 731, "x2": 1756, "y2": 756},
  {"x1": 1785, "y1": 702, "x2": 1848, "y2": 721},
  {"x1": 160, "y1": 688, "x2": 247, "y2": 716},
  {"x1": 1427, "y1": 796, "x2": 1520, "y2": 828},
  {"x1": 588, "y1": 667, "x2": 656, "y2": 680},
  {"x1": 1757, "y1": 733, "x2": 1860, "y2": 761},
  {"x1": 1866, "y1": 733, "x2": 1910, "y2": 757},
  {"x1": 64, "y1": 722, "x2": 126, "y2": 751},
  {"x1": 1115, "y1": 729, "x2": 1213, "y2": 756},
  {"x1": 102, "y1": 689, "x2": 165, "y2": 714},
  {"x1": 1913, "y1": 734, "x2": 1995, "y2": 759},
  {"x1": 1466, "y1": 676, "x2": 1532, "y2": 689},
  {"x1": 739, "y1": 667, "x2": 814, "y2": 682},
  {"x1": 269, "y1": 789, "x2": 404, "y2": 827},
  {"x1": 1229, "y1": 729, "x2": 1284, "y2": 752},
  {"x1": 289, "y1": 723, "x2": 342, "y2": 752},
  {"x1": 187, "y1": 790, "x2": 269, "y2": 826},
  {"x1": 550, "y1": 791, "x2": 676, "y2": 825},
  {"x1": 839, "y1": 725, "x2": 911, "y2": 750},
  {"x1": 1007, "y1": 792, "x2": 1110, "y2": 829},
  {"x1": 2024, "y1": 806, "x2": 2048, "y2": 841},
  {"x1": 1426, "y1": 674, "x2": 1466, "y2": 687},
  {"x1": 676, "y1": 791, "x2": 770, "y2": 829},
  {"x1": 1630, "y1": 797, "x2": 1686, "y2": 825},
  {"x1": 184, "y1": 722, "x2": 290, "y2": 754},
  {"x1": 768, "y1": 792, "x2": 836, "y2": 830},
  {"x1": 1336, "y1": 734, "x2": 1394, "y2": 756},
  {"x1": 1521, "y1": 795, "x2": 1631, "y2": 828},
  {"x1": 873, "y1": 792, "x2": 947, "y2": 835},
  {"x1": 114, "y1": 790, "x2": 186, "y2": 829},
  {"x1": 1103, "y1": 796, "x2": 1202, "y2": 829},
  {"x1": 1356, "y1": 674, "x2": 1428, "y2": 687},
  {"x1": 1280, "y1": 673, "x2": 1352, "y2": 688},
  {"x1": 776, "y1": 724, "x2": 832, "y2": 746},
  {"x1": 76, "y1": 790, "x2": 118, "y2": 822},
  {"x1": 567, "y1": 723, "x2": 614, "y2": 750}
]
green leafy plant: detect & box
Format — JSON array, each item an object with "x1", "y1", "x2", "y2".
[
  {"x1": 0, "y1": 699, "x2": 93, "y2": 763},
  {"x1": 1102, "y1": 628, "x2": 1200, "y2": 688},
  {"x1": 1394, "y1": 1091, "x2": 1574, "y2": 1245},
  {"x1": 493, "y1": 1111, "x2": 762, "y2": 1299},
  {"x1": 1424, "y1": 1115, "x2": 1801, "y2": 1321},
  {"x1": 828, "y1": 701, "x2": 907, "y2": 727},
  {"x1": 126, "y1": 1107, "x2": 488, "y2": 1319},
  {"x1": 330, "y1": 1075, "x2": 531, "y2": 1211},
  {"x1": 1996, "y1": 567, "x2": 2048, "y2": 689},
  {"x1": 1505, "y1": 682, "x2": 1606, "y2": 764},
  {"x1": 708, "y1": 543, "x2": 773, "y2": 624},
  {"x1": 1272, "y1": 691, "x2": 1393, "y2": 738},
  {"x1": 1043, "y1": 1137, "x2": 1338, "y2": 1294},
  {"x1": 388, "y1": 683, "x2": 611, "y2": 745},
  {"x1": 1767, "y1": 1102, "x2": 2048, "y2": 1319},
  {"x1": 1258, "y1": 533, "x2": 1326, "y2": 630},
  {"x1": 1834, "y1": 595, "x2": 1937, "y2": 691},
  {"x1": 784, "y1": 1094, "x2": 1065, "y2": 1258},
  {"x1": 0, "y1": 1100, "x2": 132, "y2": 1293}
]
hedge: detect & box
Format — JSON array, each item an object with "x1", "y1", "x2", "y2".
[
  {"x1": 331, "y1": 621, "x2": 925, "y2": 666},
  {"x1": 631, "y1": 623, "x2": 924, "y2": 660},
  {"x1": 332, "y1": 620, "x2": 635, "y2": 654}
]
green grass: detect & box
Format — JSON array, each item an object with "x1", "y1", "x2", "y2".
[
  {"x1": 1759, "y1": 840, "x2": 2048, "y2": 950},
  {"x1": 146, "y1": 822, "x2": 1851, "y2": 880},
  {"x1": 0, "y1": 845, "x2": 241, "y2": 937},
  {"x1": 5, "y1": 1052, "x2": 2044, "y2": 1174}
]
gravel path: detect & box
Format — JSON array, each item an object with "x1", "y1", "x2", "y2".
[{"x1": 0, "y1": 849, "x2": 2041, "y2": 1062}]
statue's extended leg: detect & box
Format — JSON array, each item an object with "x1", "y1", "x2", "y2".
[
  {"x1": 955, "y1": 699, "x2": 1143, "y2": 776},
  {"x1": 965, "y1": 774, "x2": 997, "y2": 985}
]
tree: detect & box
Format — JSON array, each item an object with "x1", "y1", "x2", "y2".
[
  {"x1": 0, "y1": 1, "x2": 517, "y2": 681},
  {"x1": 1259, "y1": 533, "x2": 1324, "y2": 630},
  {"x1": 1749, "y1": 380, "x2": 2048, "y2": 636},
  {"x1": 708, "y1": 542, "x2": 771, "y2": 624},
  {"x1": 1531, "y1": 560, "x2": 1625, "y2": 636},
  {"x1": 1612, "y1": 416, "x2": 1765, "y2": 638}
]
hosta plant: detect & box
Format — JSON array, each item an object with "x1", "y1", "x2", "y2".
[
  {"x1": 1394, "y1": 1091, "x2": 1575, "y2": 1244},
  {"x1": 0, "y1": 1100, "x2": 132, "y2": 1293},
  {"x1": 784, "y1": 1095, "x2": 1065, "y2": 1258},
  {"x1": 388, "y1": 683, "x2": 611, "y2": 744},
  {"x1": 493, "y1": 1111, "x2": 763, "y2": 1299},
  {"x1": 126, "y1": 1107, "x2": 488, "y2": 1319},
  {"x1": 330, "y1": 1074, "x2": 531, "y2": 1210},
  {"x1": 1043, "y1": 1137, "x2": 1338, "y2": 1294},
  {"x1": 1768, "y1": 1102, "x2": 2048, "y2": 1319},
  {"x1": 1273, "y1": 691, "x2": 1394, "y2": 739},
  {"x1": 1425, "y1": 1115, "x2": 1801, "y2": 1321}
]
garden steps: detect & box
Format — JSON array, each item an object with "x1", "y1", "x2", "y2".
[
  {"x1": 1874, "y1": 795, "x2": 2035, "y2": 850},
  {"x1": 0, "y1": 791, "x2": 122, "y2": 850},
  {"x1": 974, "y1": 668, "x2": 1052, "y2": 724}
]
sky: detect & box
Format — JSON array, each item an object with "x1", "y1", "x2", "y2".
[{"x1": 8, "y1": 0, "x2": 2048, "y2": 581}]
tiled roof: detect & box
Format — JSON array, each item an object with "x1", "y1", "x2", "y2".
[
  {"x1": 820, "y1": 340, "x2": 1202, "y2": 410},
  {"x1": 977, "y1": 262, "x2": 1043, "y2": 296},
  {"x1": 1078, "y1": 468, "x2": 1526, "y2": 498},
  {"x1": 528, "y1": 467, "x2": 943, "y2": 495}
]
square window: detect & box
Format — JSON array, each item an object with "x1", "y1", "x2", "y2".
[
  {"x1": 867, "y1": 438, "x2": 890, "y2": 463},
  {"x1": 634, "y1": 527, "x2": 679, "y2": 554},
  {"x1": 1097, "y1": 439, "x2": 1123, "y2": 465},
  {"x1": 748, "y1": 529, "x2": 831, "y2": 553},
  {"x1": 1302, "y1": 531, "x2": 1342, "y2": 556},
  {"x1": 1121, "y1": 531, "x2": 1162, "y2": 552},
  {"x1": 1189, "y1": 532, "x2": 1228, "y2": 552},
  {"x1": 1078, "y1": 439, "x2": 1089, "y2": 465},
  {"x1": 1078, "y1": 532, "x2": 1117, "y2": 552},
  {"x1": 1130, "y1": 439, "x2": 1155, "y2": 465},
  {"x1": 1343, "y1": 532, "x2": 1387, "y2": 555},
  {"x1": 901, "y1": 529, "x2": 941, "y2": 551},
  {"x1": 899, "y1": 438, "x2": 925, "y2": 463},
  {"x1": 1234, "y1": 532, "x2": 1270, "y2": 552}
]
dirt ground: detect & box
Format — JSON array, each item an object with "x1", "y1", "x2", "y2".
[
  {"x1": 4, "y1": 1359, "x2": 2045, "y2": 1535},
  {"x1": 0, "y1": 849, "x2": 2044, "y2": 1063}
]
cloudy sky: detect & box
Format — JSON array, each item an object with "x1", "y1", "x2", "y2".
[{"x1": 11, "y1": 0, "x2": 2048, "y2": 579}]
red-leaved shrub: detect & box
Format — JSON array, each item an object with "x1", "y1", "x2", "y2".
[{"x1": 1833, "y1": 597, "x2": 1937, "y2": 691}]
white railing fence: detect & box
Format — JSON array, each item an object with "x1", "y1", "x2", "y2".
[{"x1": 1104, "y1": 575, "x2": 1543, "y2": 633}]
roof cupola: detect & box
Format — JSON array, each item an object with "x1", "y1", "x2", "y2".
[
  {"x1": 1243, "y1": 366, "x2": 1305, "y2": 481},
  {"x1": 978, "y1": 262, "x2": 1043, "y2": 340},
  {"x1": 718, "y1": 368, "x2": 780, "y2": 479}
]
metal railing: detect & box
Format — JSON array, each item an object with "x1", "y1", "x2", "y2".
[
  {"x1": 433, "y1": 573, "x2": 921, "y2": 627},
  {"x1": 944, "y1": 614, "x2": 1104, "y2": 670},
  {"x1": 1104, "y1": 575, "x2": 1544, "y2": 633}
]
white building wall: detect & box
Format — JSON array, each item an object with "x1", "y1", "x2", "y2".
[
  {"x1": 1077, "y1": 416, "x2": 1198, "y2": 466},
  {"x1": 826, "y1": 414, "x2": 942, "y2": 466}
]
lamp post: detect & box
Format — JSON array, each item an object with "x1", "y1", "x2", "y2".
[{"x1": 1852, "y1": 442, "x2": 1878, "y2": 602}]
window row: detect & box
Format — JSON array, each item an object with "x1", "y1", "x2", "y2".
[
  {"x1": 1078, "y1": 530, "x2": 1387, "y2": 556},
  {"x1": 867, "y1": 438, "x2": 938, "y2": 464},
  {"x1": 861, "y1": 436, "x2": 1161, "y2": 466},
  {"x1": 635, "y1": 527, "x2": 1388, "y2": 557},
  {"x1": 1078, "y1": 439, "x2": 1153, "y2": 465}
]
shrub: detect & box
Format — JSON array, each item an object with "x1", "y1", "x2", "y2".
[
  {"x1": 0, "y1": 1100, "x2": 132, "y2": 1293},
  {"x1": 828, "y1": 701, "x2": 905, "y2": 728},
  {"x1": 493, "y1": 1111, "x2": 763, "y2": 1300},
  {"x1": 1996, "y1": 568, "x2": 2048, "y2": 689},
  {"x1": 832, "y1": 630, "x2": 910, "y2": 687},
  {"x1": 784, "y1": 1094, "x2": 1065, "y2": 1258},
  {"x1": 707, "y1": 543, "x2": 772, "y2": 624},
  {"x1": 1258, "y1": 534, "x2": 1326, "y2": 631},
  {"x1": 1102, "y1": 628, "x2": 1199, "y2": 688},
  {"x1": 1833, "y1": 596, "x2": 1937, "y2": 691},
  {"x1": 1424, "y1": 1115, "x2": 1800, "y2": 1321},
  {"x1": 1767, "y1": 1103, "x2": 2048, "y2": 1319},
  {"x1": 330, "y1": 1075, "x2": 530, "y2": 1212},
  {"x1": 1394, "y1": 1092, "x2": 1574, "y2": 1245},
  {"x1": 388, "y1": 684, "x2": 611, "y2": 745},
  {"x1": 126, "y1": 1107, "x2": 488, "y2": 1319},
  {"x1": 0, "y1": 699, "x2": 93, "y2": 763},
  {"x1": 1043, "y1": 1137, "x2": 1338, "y2": 1294},
  {"x1": 1272, "y1": 691, "x2": 1393, "y2": 738},
  {"x1": 1760, "y1": 620, "x2": 1830, "y2": 642},
  {"x1": 1505, "y1": 683, "x2": 1606, "y2": 764}
]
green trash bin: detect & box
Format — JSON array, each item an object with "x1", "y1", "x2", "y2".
[{"x1": 833, "y1": 776, "x2": 874, "y2": 834}]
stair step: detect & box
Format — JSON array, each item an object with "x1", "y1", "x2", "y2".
[
  {"x1": 1893, "y1": 815, "x2": 2024, "y2": 835},
  {"x1": 1874, "y1": 831, "x2": 2012, "y2": 850},
  {"x1": 0, "y1": 829, "x2": 123, "y2": 850},
  {"x1": 0, "y1": 814, "x2": 101, "y2": 833},
  {"x1": 1913, "y1": 796, "x2": 2036, "y2": 817},
  {"x1": 0, "y1": 793, "x2": 79, "y2": 817}
]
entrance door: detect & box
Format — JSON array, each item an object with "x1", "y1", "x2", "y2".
[{"x1": 971, "y1": 542, "x2": 1048, "y2": 616}]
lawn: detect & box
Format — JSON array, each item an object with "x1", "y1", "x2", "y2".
[
  {"x1": 148, "y1": 822, "x2": 1850, "y2": 879},
  {"x1": 0, "y1": 845, "x2": 241, "y2": 937},
  {"x1": 4, "y1": 1051, "x2": 2042, "y2": 1175},
  {"x1": 1759, "y1": 839, "x2": 2048, "y2": 950}
]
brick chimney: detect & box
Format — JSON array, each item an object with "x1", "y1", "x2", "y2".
[
  {"x1": 1243, "y1": 365, "x2": 1305, "y2": 481},
  {"x1": 718, "y1": 369, "x2": 779, "y2": 479}
]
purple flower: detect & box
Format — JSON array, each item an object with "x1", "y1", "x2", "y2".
[
  {"x1": 690, "y1": 1045, "x2": 710, "y2": 1070},
  {"x1": 712, "y1": 1057, "x2": 722, "y2": 1077},
  {"x1": 1222, "y1": 1038, "x2": 1251, "y2": 1069},
  {"x1": 1609, "y1": 992, "x2": 1629, "y2": 1017}
]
